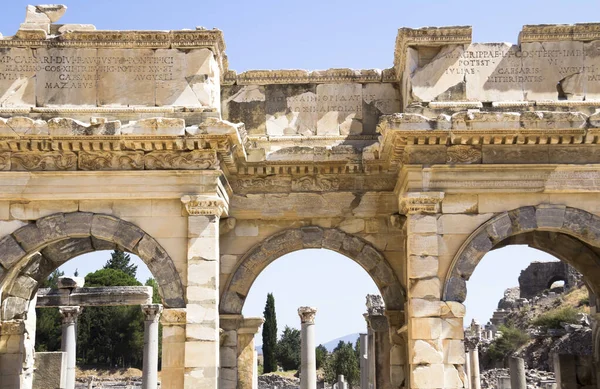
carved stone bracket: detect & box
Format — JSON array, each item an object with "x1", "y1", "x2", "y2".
[
  {"x1": 298, "y1": 306, "x2": 317, "y2": 324},
  {"x1": 181, "y1": 195, "x2": 228, "y2": 217},
  {"x1": 400, "y1": 192, "x2": 445, "y2": 214}
]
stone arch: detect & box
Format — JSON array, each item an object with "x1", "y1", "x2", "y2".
[
  {"x1": 0, "y1": 212, "x2": 185, "y2": 321},
  {"x1": 220, "y1": 226, "x2": 405, "y2": 314},
  {"x1": 443, "y1": 205, "x2": 600, "y2": 302}
]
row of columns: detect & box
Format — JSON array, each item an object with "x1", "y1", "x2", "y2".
[{"x1": 57, "y1": 304, "x2": 163, "y2": 389}]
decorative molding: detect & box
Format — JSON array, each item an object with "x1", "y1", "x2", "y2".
[
  {"x1": 400, "y1": 192, "x2": 444, "y2": 214},
  {"x1": 144, "y1": 150, "x2": 219, "y2": 170},
  {"x1": 181, "y1": 195, "x2": 227, "y2": 217},
  {"x1": 11, "y1": 152, "x2": 77, "y2": 171},
  {"x1": 298, "y1": 306, "x2": 317, "y2": 324},
  {"x1": 519, "y1": 23, "x2": 600, "y2": 43},
  {"x1": 78, "y1": 151, "x2": 144, "y2": 170},
  {"x1": 160, "y1": 308, "x2": 187, "y2": 326},
  {"x1": 226, "y1": 68, "x2": 390, "y2": 86},
  {"x1": 446, "y1": 145, "x2": 482, "y2": 164}
]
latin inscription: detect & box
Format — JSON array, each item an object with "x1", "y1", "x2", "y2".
[{"x1": 0, "y1": 53, "x2": 175, "y2": 90}]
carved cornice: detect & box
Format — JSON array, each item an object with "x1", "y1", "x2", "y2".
[
  {"x1": 298, "y1": 306, "x2": 317, "y2": 324},
  {"x1": 1, "y1": 29, "x2": 228, "y2": 77},
  {"x1": 393, "y1": 26, "x2": 472, "y2": 80},
  {"x1": 181, "y1": 195, "x2": 228, "y2": 217},
  {"x1": 400, "y1": 192, "x2": 444, "y2": 214},
  {"x1": 224, "y1": 68, "x2": 392, "y2": 86},
  {"x1": 519, "y1": 23, "x2": 600, "y2": 43}
]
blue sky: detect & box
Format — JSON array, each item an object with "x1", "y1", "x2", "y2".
[{"x1": 4, "y1": 0, "x2": 591, "y2": 344}]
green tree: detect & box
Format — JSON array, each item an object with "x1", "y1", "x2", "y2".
[
  {"x1": 487, "y1": 325, "x2": 529, "y2": 363},
  {"x1": 77, "y1": 266, "x2": 145, "y2": 368},
  {"x1": 262, "y1": 293, "x2": 278, "y2": 373},
  {"x1": 104, "y1": 250, "x2": 137, "y2": 278},
  {"x1": 324, "y1": 340, "x2": 360, "y2": 388},
  {"x1": 35, "y1": 270, "x2": 64, "y2": 352},
  {"x1": 276, "y1": 326, "x2": 301, "y2": 371},
  {"x1": 316, "y1": 344, "x2": 328, "y2": 369}
]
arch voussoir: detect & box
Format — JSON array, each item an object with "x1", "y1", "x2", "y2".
[
  {"x1": 63, "y1": 211, "x2": 93, "y2": 237},
  {"x1": 221, "y1": 227, "x2": 405, "y2": 315},
  {"x1": 444, "y1": 205, "x2": 600, "y2": 303},
  {"x1": 0, "y1": 235, "x2": 26, "y2": 271}
]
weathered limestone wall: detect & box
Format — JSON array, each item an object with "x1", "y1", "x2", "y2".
[
  {"x1": 396, "y1": 25, "x2": 600, "y2": 105},
  {"x1": 222, "y1": 73, "x2": 400, "y2": 136}
]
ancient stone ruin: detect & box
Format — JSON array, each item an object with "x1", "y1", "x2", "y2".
[{"x1": 2, "y1": 4, "x2": 600, "y2": 389}]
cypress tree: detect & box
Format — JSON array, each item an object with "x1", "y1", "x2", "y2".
[{"x1": 262, "y1": 293, "x2": 278, "y2": 373}]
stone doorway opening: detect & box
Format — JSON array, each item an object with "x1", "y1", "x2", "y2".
[
  {"x1": 219, "y1": 227, "x2": 408, "y2": 389},
  {"x1": 443, "y1": 206, "x2": 600, "y2": 389}
]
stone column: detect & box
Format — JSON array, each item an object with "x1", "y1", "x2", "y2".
[
  {"x1": 59, "y1": 306, "x2": 82, "y2": 389},
  {"x1": 360, "y1": 333, "x2": 369, "y2": 389},
  {"x1": 464, "y1": 349, "x2": 471, "y2": 389},
  {"x1": 299, "y1": 307, "x2": 317, "y2": 389},
  {"x1": 141, "y1": 304, "x2": 163, "y2": 389},
  {"x1": 160, "y1": 308, "x2": 187, "y2": 389},
  {"x1": 509, "y1": 356, "x2": 526, "y2": 389},
  {"x1": 466, "y1": 338, "x2": 481, "y2": 389},
  {"x1": 181, "y1": 195, "x2": 227, "y2": 389},
  {"x1": 237, "y1": 318, "x2": 265, "y2": 389},
  {"x1": 364, "y1": 295, "x2": 392, "y2": 389}
]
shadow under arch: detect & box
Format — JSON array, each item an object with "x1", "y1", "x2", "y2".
[
  {"x1": 220, "y1": 226, "x2": 405, "y2": 315},
  {"x1": 0, "y1": 211, "x2": 185, "y2": 319},
  {"x1": 443, "y1": 205, "x2": 600, "y2": 303}
]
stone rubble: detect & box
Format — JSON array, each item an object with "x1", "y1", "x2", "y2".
[
  {"x1": 257, "y1": 374, "x2": 300, "y2": 389},
  {"x1": 481, "y1": 368, "x2": 555, "y2": 389}
]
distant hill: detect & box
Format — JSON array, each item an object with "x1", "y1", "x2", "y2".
[
  {"x1": 255, "y1": 333, "x2": 361, "y2": 355},
  {"x1": 321, "y1": 333, "x2": 361, "y2": 352}
]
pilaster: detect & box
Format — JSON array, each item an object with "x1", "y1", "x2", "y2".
[
  {"x1": 181, "y1": 194, "x2": 227, "y2": 389},
  {"x1": 160, "y1": 309, "x2": 187, "y2": 389},
  {"x1": 402, "y1": 192, "x2": 467, "y2": 389},
  {"x1": 237, "y1": 318, "x2": 265, "y2": 389}
]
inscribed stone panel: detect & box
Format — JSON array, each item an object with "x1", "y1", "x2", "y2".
[
  {"x1": 362, "y1": 83, "x2": 401, "y2": 134},
  {"x1": 466, "y1": 43, "x2": 524, "y2": 101},
  {"x1": 521, "y1": 41, "x2": 585, "y2": 101},
  {"x1": 0, "y1": 48, "x2": 36, "y2": 106},
  {"x1": 97, "y1": 49, "x2": 158, "y2": 106},
  {"x1": 316, "y1": 83, "x2": 363, "y2": 135},
  {"x1": 584, "y1": 40, "x2": 600, "y2": 99},
  {"x1": 35, "y1": 48, "x2": 97, "y2": 106},
  {"x1": 265, "y1": 84, "x2": 317, "y2": 135},
  {"x1": 221, "y1": 85, "x2": 266, "y2": 135}
]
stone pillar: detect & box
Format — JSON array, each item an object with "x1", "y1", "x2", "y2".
[
  {"x1": 160, "y1": 309, "x2": 187, "y2": 389},
  {"x1": 509, "y1": 356, "x2": 526, "y2": 389},
  {"x1": 364, "y1": 295, "x2": 392, "y2": 389},
  {"x1": 237, "y1": 318, "x2": 264, "y2": 389},
  {"x1": 59, "y1": 306, "x2": 82, "y2": 389},
  {"x1": 466, "y1": 338, "x2": 481, "y2": 389},
  {"x1": 181, "y1": 195, "x2": 227, "y2": 389},
  {"x1": 299, "y1": 307, "x2": 317, "y2": 389},
  {"x1": 464, "y1": 349, "x2": 471, "y2": 389},
  {"x1": 141, "y1": 304, "x2": 163, "y2": 389},
  {"x1": 0, "y1": 320, "x2": 26, "y2": 388},
  {"x1": 403, "y1": 192, "x2": 467, "y2": 389},
  {"x1": 220, "y1": 315, "x2": 242, "y2": 389},
  {"x1": 360, "y1": 333, "x2": 369, "y2": 389}
]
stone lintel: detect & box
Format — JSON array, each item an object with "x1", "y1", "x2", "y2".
[
  {"x1": 519, "y1": 23, "x2": 600, "y2": 44},
  {"x1": 37, "y1": 286, "x2": 152, "y2": 307}
]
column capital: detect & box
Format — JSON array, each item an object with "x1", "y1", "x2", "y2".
[
  {"x1": 181, "y1": 194, "x2": 228, "y2": 217},
  {"x1": 141, "y1": 304, "x2": 163, "y2": 322},
  {"x1": 298, "y1": 306, "x2": 317, "y2": 324},
  {"x1": 59, "y1": 306, "x2": 82, "y2": 324},
  {"x1": 464, "y1": 336, "x2": 480, "y2": 351},
  {"x1": 400, "y1": 191, "x2": 444, "y2": 214}
]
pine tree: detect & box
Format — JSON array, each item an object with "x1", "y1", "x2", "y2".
[
  {"x1": 104, "y1": 250, "x2": 138, "y2": 278},
  {"x1": 262, "y1": 293, "x2": 278, "y2": 373}
]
